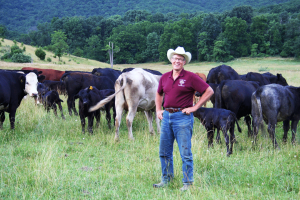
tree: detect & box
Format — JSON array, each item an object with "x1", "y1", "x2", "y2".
[
  {"x1": 51, "y1": 30, "x2": 69, "y2": 61},
  {"x1": 212, "y1": 37, "x2": 233, "y2": 62},
  {"x1": 197, "y1": 32, "x2": 211, "y2": 61},
  {"x1": 159, "y1": 18, "x2": 194, "y2": 62},
  {"x1": 84, "y1": 35, "x2": 105, "y2": 61},
  {"x1": 0, "y1": 24, "x2": 8, "y2": 38},
  {"x1": 103, "y1": 42, "x2": 120, "y2": 68},
  {"x1": 250, "y1": 15, "x2": 269, "y2": 54},
  {"x1": 35, "y1": 48, "x2": 46, "y2": 60},
  {"x1": 223, "y1": 17, "x2": 251, "y2": 57},
  {"x1": 229, "y1": 5, "x2": 254, "y2": 24},
  {"x1": 143, "y1": 32, "x2": 160, "y2": 62}
]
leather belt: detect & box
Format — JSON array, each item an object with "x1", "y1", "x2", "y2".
[{"x1": 165, "y1": 108, "x2": 185, "y2": 113}]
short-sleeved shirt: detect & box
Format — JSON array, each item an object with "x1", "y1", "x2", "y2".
[{"x1": 157, "y1": 69, "x2": 209, "y2": 108}]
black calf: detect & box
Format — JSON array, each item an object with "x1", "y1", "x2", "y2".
[
  {"x1": 75, "y1": 86, "x2": 115, "y2": 134},
  {"x1": 194, "y1": 107, "x2": 242, "y2": 156},
  {"x1": 41, "y1": 90, "x2": 65, "y2": 119}
]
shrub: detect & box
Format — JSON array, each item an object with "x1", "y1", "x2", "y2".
[
  {"x1": 73, "y1": 47, "x2": 83, "y2": 57},
  {"x1": 1, "y1": 52, "x2": 11, "y2": 60},
  {"x1": 11, "y1": 53, "x2": 31, "y2": 63},
  {"x1": 35, "y1": 48, "x2": 46, "y2": 60},
  {"x1": 47, "y1": 57, "x2": 52, "y2": 62}
]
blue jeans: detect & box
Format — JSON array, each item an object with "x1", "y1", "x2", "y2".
[{"x1": 159, "y1": 110, "x2": 194, "y2": 185}]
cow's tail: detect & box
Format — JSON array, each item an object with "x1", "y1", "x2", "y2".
[
  {"x1": 89, "y1": 74, "x2": 127, "y2": 112},
  {"x1": 251, "y1": 90, "x2": 263, "y2": 136}
]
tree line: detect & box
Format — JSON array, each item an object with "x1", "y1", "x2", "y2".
[{"x1": 1, "y1": 3, "x2": 300, "y2": 64}]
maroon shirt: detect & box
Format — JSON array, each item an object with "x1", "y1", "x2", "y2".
[{"x1": 157, "y1": 69, "x2": 209, "y2": 108}]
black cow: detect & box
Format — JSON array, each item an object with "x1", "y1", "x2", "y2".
[
  {"x1": 207, "y1": 65, "x2": 240, "y2": 84},
  {"x1": 195, "y1": 83, "x2": 219, "y2": 107},
  {"x1": 0, "y1": 71, "x2": 43, "y2": 129},
  {"x1": 262, "y1": 72, "x2": 288, "y2": 86},
  {"x1": 215, "y1": 80, "x2": 260, "y2": 137},
  {"x1": 42, "y1": 80, "x2": 66, "y2": 95},
  {"x1": 252, "y1": 84, "x2": 300, "y2": 149},
  {"x1": 92, "y1": 68, "x2": 122, "y2": 83},
  {"x1": 194, "y1": 107, "x2": 241, "y2": 156},
  {"x1": 121, "y1": 68, "x2": 162, "y2": 75},
  {"x1": 244, "y1": 72, "x2": 271, "y2": 86},
  {"x1": 75, "y1": 86, "x2": 116, "y2": 134},
  {"x1": 61, "y1": 72, "x2": 114, "y2": 116}
]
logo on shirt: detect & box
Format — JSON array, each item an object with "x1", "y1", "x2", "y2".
[{"x1": 178, "y1": 79, "x2": 186, "y2": 87}]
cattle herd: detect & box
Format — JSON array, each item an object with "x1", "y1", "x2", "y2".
[{"x1": 0, "y1": 64, "x2": 298, "y2": 156}]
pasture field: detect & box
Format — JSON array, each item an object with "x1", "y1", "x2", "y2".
[{"x1": 1, "y1": 40, "x2": 300, "y2": 199}]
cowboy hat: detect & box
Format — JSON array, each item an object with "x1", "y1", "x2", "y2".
[{"x1": 167, "y1": 46, "x2": 192, "y2": 64}]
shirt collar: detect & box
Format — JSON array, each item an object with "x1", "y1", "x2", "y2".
[{"x1": 168, "y1": 69, "x2": 185, "y2": 78}]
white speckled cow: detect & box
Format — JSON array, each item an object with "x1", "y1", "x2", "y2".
[{"x1": 89, "y1": 68, "x2": 161, "y2": 141}]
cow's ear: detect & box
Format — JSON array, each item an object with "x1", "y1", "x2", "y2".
[
  {"x1": 19, "y1": 75, "x2": 26, "y2": 84},
  {"x1": 38, "y1": 75, "x2": 45, "y2": 82}
]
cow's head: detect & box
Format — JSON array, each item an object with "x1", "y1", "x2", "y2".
[
  {"x1": 24, "y1": 72, "x2": 39, "y2": 97},
  {"x1": 75, "y1": 86, "x2": 94, "y2": 106},
  {"x1": 36, "y1": 83, "x2": 49, "y2": 105},
  {"x1": 277, "y1": 74, "x2": 288, "y2": 86}
]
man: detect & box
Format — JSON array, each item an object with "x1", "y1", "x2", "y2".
[{"x1": 153, "y1": 46, "x2": 214, "y2": 191}]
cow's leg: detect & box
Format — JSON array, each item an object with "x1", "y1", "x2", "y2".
[
  {"x1": 112, "y1": 103, "x2": 116, "y2": 127},
  {"x1": 88, "y1": 114, "x2": 94, "y2": 134},
  {"x1": 57, "y1": 101, "x2": 65, "y2": 120},
  {"x1": 80, "y1": 113, "x2": 86, "y2": 134},
  {"x1": 52, "y1": 103, "x2": 58, "y2": 117},
  {"x1": 144, "y1": 111, "x2": 154, "y2": 135},
  {"x1": 8, "y1": 109, "x2": 16, "y2": 129},
  {"x1": 95, "y1": 110, "x2": 100, "y2": 129},
  {"x1": 105, "y1": 104, "x2": 111, "y2": 129},
  {"x1": 0, "y1": 111, "x2": 5, "y2": 129},
  {"x1": 216, "y1": 127, "x2": 221, "y2": 144},
  {"x1": 228, "y1": 122, "x2": 236, "y2": 156},
  {"x1": 71, "y1": 99, "x2": 78, "y2": 116},
  {"x1": 67, "y1": 97, "x2": 73, "y2": 116},
  {"x1": 283, "y1": 120, "x2": 290, "y2": 143},
  {"x1": 221, "y1": 127, "x2": 230, "y2": 156},
  {"x1": 114, "y1": 104, "x2": 124, "y2": 141},
  {"x1": 126, "y1": 107, "x2": 138, "y2": 140},
  {"x1": 291, "y1": 119, "x2": 299, "y2": 144},
  {"x1": 267, "y1": 120, "x2": 279, "y2": 149},
  {"x1": 207, "y1": 128, "x2": 214, "y2": 148},
  {"x1": 245, "y1": 115, "x2": 252, "y2": 137}
]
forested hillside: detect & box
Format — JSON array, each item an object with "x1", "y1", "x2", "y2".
[
  {"x1": 0, "y1": 0, "x2": 291, "y2": 33},
  {"x1": 0, "y1": 1, "x2": 300, "y2": 65}
]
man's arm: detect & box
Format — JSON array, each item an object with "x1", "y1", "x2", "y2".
[
  {"x1": 182, "y1": 86, "x2": 214, "y2": 115},
  {"x1": 155, "y1": 92, "x2": 164, "y2": 120}
]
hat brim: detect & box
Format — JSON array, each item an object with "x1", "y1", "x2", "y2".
[{"x1": 167, "y1": 49, "x2": 191, "y2": 65}]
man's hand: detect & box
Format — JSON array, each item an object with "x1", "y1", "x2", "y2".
[{"x1": 156, "y1": 110, "x2": 164, "y2": 120}]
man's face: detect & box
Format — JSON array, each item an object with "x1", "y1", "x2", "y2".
[{"x1": 171, "y1": 54, "x2": 186, "y2": 71}]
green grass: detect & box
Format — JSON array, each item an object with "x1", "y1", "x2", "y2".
[{"x1": 1, "y1": 57, "x2": 300, "y2": 199}]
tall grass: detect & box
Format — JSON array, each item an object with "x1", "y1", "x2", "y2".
[
  {"x1": 0, "y1": 56, "x2": 300, "y2": 199},
  {"x1": 0, "y1": 96, "x2": 299, "y2": 199}
]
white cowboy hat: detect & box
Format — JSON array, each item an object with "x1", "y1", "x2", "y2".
[{"x1": 167, "y1": 46, "x2": 192, "y2": 65}]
